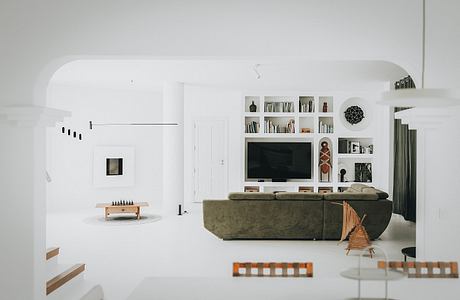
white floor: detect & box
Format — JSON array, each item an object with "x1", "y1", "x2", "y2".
[{"x1": 47, "y1": 204, "x2": 459, "y2": 300}]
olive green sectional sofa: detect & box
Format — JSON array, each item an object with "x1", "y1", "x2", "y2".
[{"x1": 202, "y1": 184, "x2": 392, "y2": 240}]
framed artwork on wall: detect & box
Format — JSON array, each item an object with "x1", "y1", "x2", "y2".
[
  {"x1": 93, "y1": 146, "x2": 135, "y2": 187},
  {"x1": 354, "y1": 163, "x2": 372, "y2": 183},
  {"x1": 350, "y1": 142, "x2": 360, "y2": 154}
]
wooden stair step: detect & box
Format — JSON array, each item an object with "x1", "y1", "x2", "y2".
[
  {"x1": 46, "y1": 264, "x2": 86, "y2": 295},
  {"x1": 46, "y1": 247, "x2": 60, "y2": 260}
]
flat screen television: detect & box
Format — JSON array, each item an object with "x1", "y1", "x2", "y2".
[{"x1": 247, "y1": 142, "x2": 312, "y2": 180}]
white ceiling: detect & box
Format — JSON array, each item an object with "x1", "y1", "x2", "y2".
[{"x1": 50, "y1": 59, "x2": 407, "y2": 92}]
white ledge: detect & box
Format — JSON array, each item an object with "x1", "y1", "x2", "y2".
[
  {"x1": 379, "y1": 88, "x2": 460, "y2": 107},
  {"x1": 394, "y1": 107, "x2": 454, "y2": 130},
  {"x1": 0, "y1": 105, "x2": 71, "y2": 127}
]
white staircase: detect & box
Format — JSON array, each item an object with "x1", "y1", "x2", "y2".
[{"x1": 46, "y1": 247, "x2": 104, "y2": 300}]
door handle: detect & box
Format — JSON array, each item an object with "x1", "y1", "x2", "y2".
[{"x1": 220, "y1": 160, "x2": 224, "y2": 165}]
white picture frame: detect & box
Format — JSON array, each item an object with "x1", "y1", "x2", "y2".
[{"x1": 350, "y1": 141, "x2": 360, "y2": 154}]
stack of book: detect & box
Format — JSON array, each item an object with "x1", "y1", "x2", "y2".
[{"x1": 246, "y1": 121, "x2": 260, "y2": 133}]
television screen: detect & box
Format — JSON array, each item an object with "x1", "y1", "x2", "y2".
[{"x1": 247, "y1": 142, "x2": 312, "y2": 180}]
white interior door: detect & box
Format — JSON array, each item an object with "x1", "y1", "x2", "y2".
[{"x1": 194, "y1": 119, "x2": 228, "y2": 202}]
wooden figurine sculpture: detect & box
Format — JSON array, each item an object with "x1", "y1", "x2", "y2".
[
  {"x1": 339, "y1": 202, "x2": 374, "y2": 257},
  {"x1": 319, "y1": 141, "x2": 332, "y2": 182}
]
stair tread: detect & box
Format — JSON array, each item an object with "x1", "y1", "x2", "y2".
[
  {"x1": 46, "y1": 263, "x2": 86, "y2": 295},
  {"x1": 46, "y1": 279, "x2": 102, "y2": 300},
  {"x1": 47, "y1": 263, "x2": 78, "y2": 281},
  {"x1": 46, "y1": 247, "x2": 60, "y2": 260}
]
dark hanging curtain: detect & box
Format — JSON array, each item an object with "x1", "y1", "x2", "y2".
[{"x1": 393, "y1": 107, "x2": 417, "y2": 222}]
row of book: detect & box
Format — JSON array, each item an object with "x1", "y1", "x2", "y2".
[
  {"x1": 395, "y1": 75, "x2": 415, "y2": 89},
  {"x1": 299, "y1": 99, "x2": 315, "y2": 113},
  {"x1": 264, "y1": 102, "x2": 294, "y2": 113},
  {"x1": 245, "y1": 121, "x2": 260, "y2": 133},
  {"x1": 319, "y1": 121, "x2": 333, "y2": 133},
  {"x1": 264, "y1": 119, "x2": 296, "y2": 133}
]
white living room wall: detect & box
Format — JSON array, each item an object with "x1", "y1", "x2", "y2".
[{"x1": 46, "y1": 84, "x2": 163, "y2": 213}]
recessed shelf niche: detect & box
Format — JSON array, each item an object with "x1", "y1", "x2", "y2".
[
  {"x1": 245, "y1": 96, "x2": 260, "y2": 113},
  {"x1": 319, "y1": 96, "x2": 333, "y2": 113},
  {"x1": 319, "y1": 117, "x2": 334, "y2": 133}
]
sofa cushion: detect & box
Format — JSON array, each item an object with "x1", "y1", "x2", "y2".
[
  {"x1": 228, "y1": 192, "x2": 275, "y2": 200},
  {"x1": 323, "y1": 192, "x2": 378, "y2": 201},
  {"x1": 275, "y1": 192, "x2": 323, "y2": 200},
  {"x1": 362, "y1": 187, "x2": 389, "y2": 199},
  {"x1": 350, "y1": 183, "x2": 372, "y2": 192}
]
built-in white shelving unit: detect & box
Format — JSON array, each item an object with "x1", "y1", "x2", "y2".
[{"x1": 242, "y1": 95, "x2": 375, "y2": 193}]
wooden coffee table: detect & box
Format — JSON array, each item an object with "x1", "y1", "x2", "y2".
[{"x1": 96, "y1": 202, "x2": 149, "y2": 220}]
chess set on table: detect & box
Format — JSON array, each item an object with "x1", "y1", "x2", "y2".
[{"x1": 111, "y1": 200, "x2": 134, "y2": 206}]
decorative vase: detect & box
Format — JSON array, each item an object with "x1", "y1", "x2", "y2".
[
  {"x1": 249, "y1": 101, "x2": 257, "y2": 112},
  {"x1": 322, "y1": 102, "x2": 328, "y2": 113}
]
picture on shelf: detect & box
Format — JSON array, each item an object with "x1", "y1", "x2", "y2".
[
  {"x1": 350, "y1": 141, "x2": 360, "y2": 154},
  {"x1": 355, "y1": 163, "x2": 372, "y2": 182}
]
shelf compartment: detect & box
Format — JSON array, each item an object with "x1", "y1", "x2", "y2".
[
  {"x1": 318, "y1": 137, "x2": 333, "y2": 183},
  {"x1": 264, "y1": 117, "x2": 295, "y2": 134},
  {"x1": 319, "y1": 96, "x2": 333, "y2": 113},
  {"x1": 318, "y1": 186, "x2": 333, "y2": 193},
  {"x1": 264, "y1": 96, "x2": 296, "y2": 113},
  {"x1": 299, "y1": 186, "x2": 314, "y2": 192},
  {"x1": 245, "y1": 96, "x2": 261, "y2": 113},
  {"x1": 338, "y1": 158, "x2": 373, "y2": 184},
  {"x1": 244, "y1": 186, "x2": 260, "y2": 192},
  {"x1": 299, "y1": 116, "x2": 314, "y2": 134},
  {"x1": 319, "y1": 117, "x2": 334, "y2": 134},
  {"x1": 299, "y1": 96, "x2": 315, "y2": 113},
  {"x1": 338, "y1": 137, "x2": 374, "y2": 154},
  {"x1": 245, "y1": 117, "x2": 260, "y2": 134}
]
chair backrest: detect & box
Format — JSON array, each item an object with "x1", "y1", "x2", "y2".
[
  {"x1": 232, "y1": 262, "x2": 313, "y2": 277},
  {"x1": 378, "y1": 261, "x2": 458, "y2": 278}
]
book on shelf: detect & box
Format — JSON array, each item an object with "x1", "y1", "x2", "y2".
[
  {"x1": 246, "y1": 121, "x2": 260, "y2": 133},
  {"x1": 299, "y1": 99, "x2": 314, "y2": 113},
  {"x1": 264, "y1": 119, "x2": 295, "y2": 133},
  {"x1": 264, "y1": 102, "x2": 294, "y2": 113},
  {"x1": 319, "y1": 121, "x2": 333, "y2": 133}
]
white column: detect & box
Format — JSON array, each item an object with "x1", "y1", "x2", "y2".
[
  {"x1": 395, "y1": 107, "x2": 455, "y2": 260},
  {"x1": 163, "y1": 82, "x2": 184, "y2": 215},
  {"x1": 0, "y1": 106, "x2": 70, "y2": 300}
]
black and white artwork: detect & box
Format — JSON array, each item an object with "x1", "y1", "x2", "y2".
[
  {"x1": 106, "y1": 158, "x2": 123, "y2": 176},
  {"x1": 355, "y1": 163, "x2": 372, "y2": 183},
  {"x1": 344, "y1": 105, "x2": 365, "y2": 125},
  {"x1": 93, "y1": 146, "x2": 135, "y2": 187}
]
